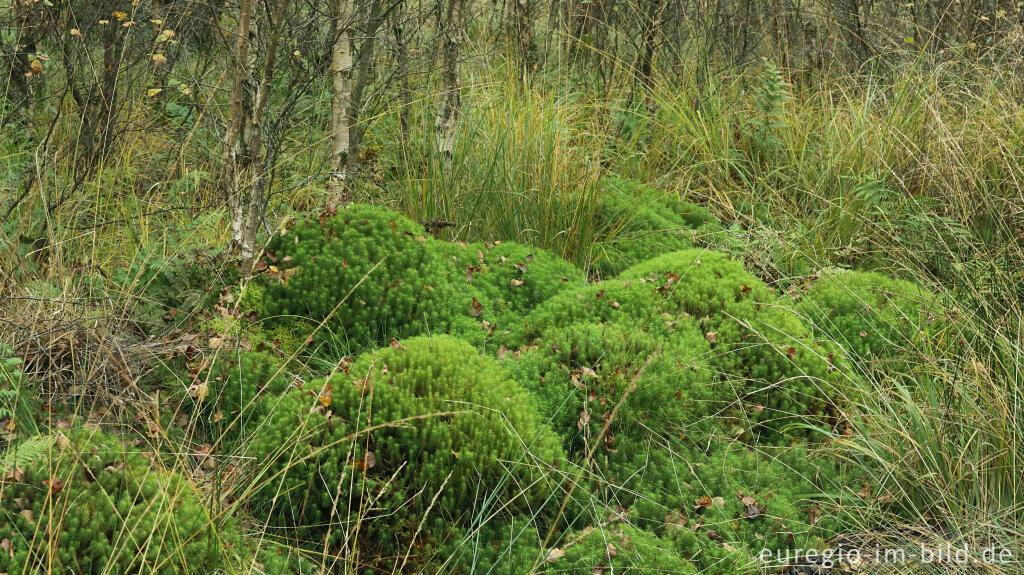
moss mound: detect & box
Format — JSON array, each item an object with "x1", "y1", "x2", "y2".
[
  {"x1": 247, "y1": 335, "x2": 565, "y2": 558},
  {"x1": 441, "y1": 240, "x2": 586, "y2": 330},
  {"x1": 664, "y1": 444, "x2": 841, "y2": 575},
  {"x1": 507, "y1": 320, "x2": 713, "y2": 443},
  {"x1": 589, "y1": 177, "x2": 721, "y2": 278},
  {"x1": 554, "y1": 523, "x2": 696, "y2": 573},
  {"x1": 433, "y1": 518, "x2": 700, "y2": 574},
  {"x1": 0, "y1": 429, "x2": 256, "y2": 574},
  {"x1": 171, "y1": 349, "x2": 294, "y2": 449},
  {"x1": 257, "y1": 204, "x2": 466, "y2": 351},
  {"x1": 507, "y1": 279, "x2": 664, "y2": 347},
  {"x1": 508, "y1": 249, "x2": 843, "y2": 437},
  {"x1": 620, "y1": 249, "x2": 843, "y2": 435},
  {"x1": 798, "y1": 269, "x2": 951, "y2": 363},
  {"x1": 505, "y1": 320, "x2": 718, "y2": 522},
  {"x1": 432, "y1": 516, "x2": 545, "y2": 574}
]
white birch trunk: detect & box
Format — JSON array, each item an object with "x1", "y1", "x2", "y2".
[
  {"x1": 223, "y1": 0, "x2": 260, "y2": 261},
  {"x1": 223, "y1": 0, "x2": 290, "y2": 262},
  {"x1": 329, "y1": 0, "x2": 354, "y2": 202},
  {"x1": 435, "y1": 0, "x2": 465, "y2": 161}
]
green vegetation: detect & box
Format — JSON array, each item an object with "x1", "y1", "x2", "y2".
[
  {"x1": 244, "y1": 335, "x2": 565, "y2": 563},
  {"x1": 798, "y1": 269, "x2": 953, "y2": 365},
  {"x1": 257, "y1": 204, "x2": 467, "y2": 352},
  {"x1": 2, "y1": 0, "x2": 1023, "y2": 572},
  {"x1": 0, "y1": 345, "x2": 33, "y2": 443},
  {"x1": 0, "y1": 429, "x2": 257, "y2": 574},
  {"x1": 442, "y1": 240, "x2": 586, "y2": 329},
  {"x1": 172, "y1": 349, "x2": 294, "y2": 449},
  {"x1": 588, "y1": 177, "x2": 720, "y2": 278}
]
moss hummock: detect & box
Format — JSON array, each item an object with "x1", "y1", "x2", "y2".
[
  {"x1": 246, "y1": 335, "x2": 565, "y2": 561},
  {"x1": 0, "y1": 429, "x2": 255, "y2": 574},
  {"x1": 257, "y1": 204, "x2": 467, "y2": 351}
]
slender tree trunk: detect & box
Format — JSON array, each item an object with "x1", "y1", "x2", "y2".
[
  {"x1": 223, "y1": 0, "x2": 259, "y2": 260},
  {"x1": 393, "y1": 1, "x2": 412, "y2": 140},
  {"x1": 346, "y1": 0, "x2": 386, "y2": 177},
  {"x1": 834, "y1": 0, "x2": 869, "y2": 68},
  {"x1": 98, "y1": 7, "x2": 119, "y2": 157},
  {"x1": 222, "y1": 0, "x2": 291, "y2": 261},
  {"x1": 634, "y1": 0, "x2": 664, "y2": 115},
  {"x1": 542, "y1": 0, "x2": 563, "y2": 68},
  {"x1": 510, "y1": 0, "x2": 534, "y2": 76},
  {"x1": 436, "y1": 0, "x2": 465, "y2": 160},
  {"x1": 772, "y1": 0, "x2": 790, "y2": 72},
  {"x1": 6, "y1": 0, "x2": 40, "y2": 125},
  {"x1": 329, "y1": 0, "x2": 354, "y2": 201}
]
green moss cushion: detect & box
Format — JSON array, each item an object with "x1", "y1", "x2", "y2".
[
  {"x1": 246, "y1": 336, "x2": 565, "y2": 559},
  {"x1": 439, "y1": 240, "x2": 587, "y2": 330},
  {"x1": 798, "y1": 269, "x2": 951, "y2": 363},
  {"x1": 0, "y1": 429, "x2": 254, "y2": 574},
  {"x1": 257, "y1": 204, "x2": 465, "y2": 351},
  {"x1": 507, "y1": 279, "x2": 664, "y2": 347},
  {"x1": 554, "y1": 523, "x2": 696, "y2": 573},
  {"x1": 173, "y1": 350, "x2": 294, "y2": 450},
  {"x1": 620, "y1": 250, "x2": 844, "y2": 435},
  {"x1": 589, "y1": 177, "x2": 721, "y2": 278},
  {"x1": 508, "y1": 249, "x2": 844, "y2": 437},
  {"x1": 664, "y1": 443, "x2": 843, "y2": 575}
]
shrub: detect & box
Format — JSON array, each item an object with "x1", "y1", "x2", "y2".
[
  {"x1": 257, "y1": 204, "x2": 466, "y2": 351},
  {"x1": 0, "y1": 429, "x2": 259, "y2": 574},
  {"x1": 247, "y1": 336, "x2": 565, "y2": 559},
  {"x1": 798, "y1": 269, "x2": 950, "y2": 364},
  {"x1": 589, "y1": 177, "x2": 721, "y2": 278}
]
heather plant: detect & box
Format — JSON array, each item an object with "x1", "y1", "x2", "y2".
[
  {"x1": 0, "y1": 429, "x2": 263, "y2": 574},
  {"x1": 257, "y1": 205, "x2": 468, "y2": 351},
  {"x1": 245, "y1": 336, "x2": 566, "y2": 562}
]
